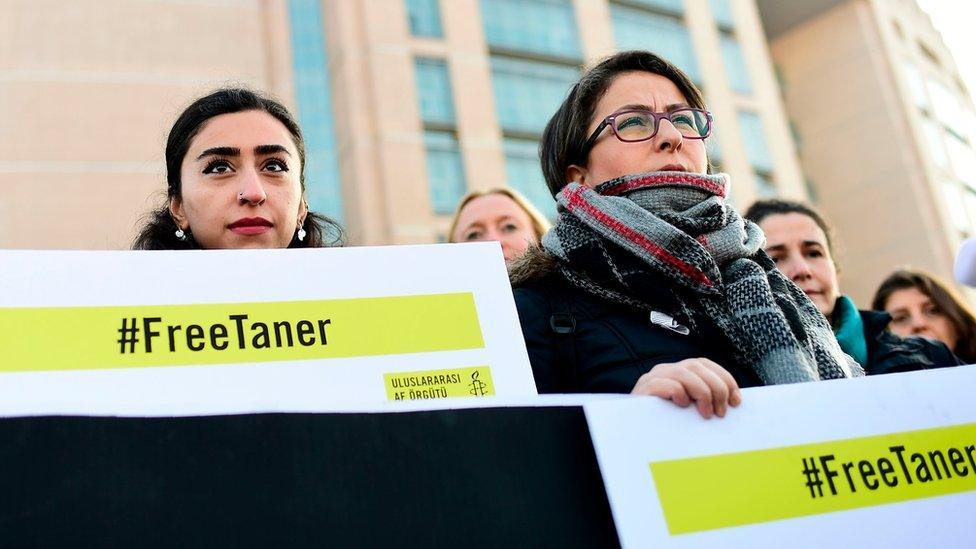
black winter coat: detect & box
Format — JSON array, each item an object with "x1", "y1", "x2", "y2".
[
  {"x1": 513, "y1": 274, "x2": 763, "y2": 394},
  {"x1": 513, "y1": 277, "x2": 961, "y2": 394},
  {"x1": 858, "y1": 309, "x2": 962, "y2": 375}
]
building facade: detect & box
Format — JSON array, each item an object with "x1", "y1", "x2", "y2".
[
  {"x1": 1, "y1": 0, "x2": 805, "y2": 250},
  {"x1": 0, "y1": 0, "x2": 298, "y2": 249},
  {"x1": 761, "y1": 0, "x2": 976, "y2": 304}
]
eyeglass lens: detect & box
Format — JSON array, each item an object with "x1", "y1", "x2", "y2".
[{"x1": 614, "y1": 109, "x2": 709, "y2": 140}]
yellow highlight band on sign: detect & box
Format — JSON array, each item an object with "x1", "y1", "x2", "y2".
[
  {"x1": 384, "y1": 366, "x2": 495, "y2": 400},
  {"x1": 0, "y1": 293, "x2": 484, "y2": 372},
  {"x1": 650, "y1": 422, "x2": 976, "y2": 535}
]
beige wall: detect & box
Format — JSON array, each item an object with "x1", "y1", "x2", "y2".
[
  {"x1": 0, "y1": 0, "x2": 292, "y2": 249},
  {"x1": 769, "y1": 0, "x2": 957, "y2": 306}
]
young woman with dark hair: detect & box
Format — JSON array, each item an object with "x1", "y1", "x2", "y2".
[
  {"x1": 744, "y1": 199, "x2": 961, "y2": 374},
  {"x1": 134, "y1": 88, "x2": 342, "y2": 250},
  {"x1": 511, "y1": 50, "x2": 861, "y2": 419},
  {"x1": 872, "y1": 269, "x2": 976, "y2": 364}
]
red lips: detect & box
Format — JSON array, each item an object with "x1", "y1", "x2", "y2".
[
  {"x1": 228, "y1": 217, "x2": 273, "y2": 236},
  {"x1": 228, "y1": 217, "x2": 273, "y2": 229}
]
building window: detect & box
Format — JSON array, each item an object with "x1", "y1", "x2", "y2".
[
  {"x1": 415, "y1": 58, "x2": 455, "y2": 125},
  {"x1": 424, "y1": 130, "x2": 467, "y2": 215},
  {"x1": 942, "y1": 181, "x2": 970, "y2": 236},
  {"x1": 964, "y1": 188, "x2": 976, "y2": 233},
  {"x1": 625, "y1": 0, "x2": 685, "y2": 13},
  {"x1": 738, "y1": 111, "x2": 775, "y2": 195},
  {"x1": 901, "y1": 60, "x2": 930, "y2": 111},
  {"x1": 503, "y1": 138, "x2": 557, "y2": 218},
  {"x1": 481, "y1": 0, "x2": 581, "y2": 218},
  {"x1": 490, "y1": 57, "x2": 579, "y2": 135},
  {"x1": 922, "y1": 117, "x2": 950, "y2": 170},
  {"x1": 946, "y1": 131, "x2": 976, "y2": 188},
  {"x1": 804, "y1": 178, "x2": 819, "y2": 204},
  {"x1": 710, "y1": 0, "x2": 735, "y2": 29},
  {"x1": 414, "y1": 58, "x2": 465, "y2": 214},
  {"x1": 964, "y1": 109, "x2": 976, "y2": 147},
  {"x1": 611, "y1": 3, "x2": 701, "y2": 84},
  {"x1": 288, "y1": 0, "x2": 344, "y2": 222},
  {"x1": 754, "y1": 172, "x2": 777, "y2": 199},
  {"x1": 738, "y1": 111, "x2": 773, "y2": 172},
  {"x1": 406, "y1": 0, "x2": 443, "y2": 38},
  {"x1": 489, "y1": 58, "x2": 577, "y2": 217},
  {"x1": 480, "y1": 0, "x2": 581, "y2": 59},
  {"x1": 720, "y1": 34, "x2": 752, "y2": 95},
  {"x1": 926, "y1": 78, "x2": 960, "y2": 130}
]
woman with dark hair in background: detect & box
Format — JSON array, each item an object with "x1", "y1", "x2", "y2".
[
  {"x1": 449, "y1": 187, "x2": 551, "y2": 261},
  {"x1": 511, "y1": 50, "x2": 861, "y2": 419},
  {"x1": 134, "y1": 88, "x2": 342, "y2": 250},
  {"x1": 872, "y1": 269, "x2": 976, "y2": 363},
  {"x1": 744, "y1": 199, "x2": 961, "y2": 375}
]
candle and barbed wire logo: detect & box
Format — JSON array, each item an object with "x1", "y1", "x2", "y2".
[
  {"x1": 384, "y1": 366, "x2": 495, "y2": 401},
  {"x1": 469, "y1": 370, "x2": 488, "y2": 396}
]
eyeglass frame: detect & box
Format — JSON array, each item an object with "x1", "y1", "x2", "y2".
[{"x1": 580, "y1": 107, "x2": 713, "y2": 158}]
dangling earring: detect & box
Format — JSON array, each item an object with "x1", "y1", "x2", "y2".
[
  {"x1": 297, "y1": 223, "x2": 307, "y2": 242},
  {"x1": 175, "y1": 228, "x2": 187, "y2": 241}
]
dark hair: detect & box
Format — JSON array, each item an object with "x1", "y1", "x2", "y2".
[
  {"x1": 539, "y1": 50, "x2": 708, "y2": 197},
  {"x1": 743, "y1": 198, "x2": 837, "y2": 254},
  {"x1": 871, "y1": 269, "x2": 976, "y2": 362},
  {"x1": 133, "y1": 88, "x2": 342, "y2": 249}
]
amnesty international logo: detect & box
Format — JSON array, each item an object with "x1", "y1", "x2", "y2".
[
  {"x1": 468, "y1": 370, "x2": 488, "y2": 396},
  {"x1": 384, "y1": 366, "x2": 495, "y2": 401}
]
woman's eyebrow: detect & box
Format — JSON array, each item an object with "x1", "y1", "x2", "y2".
[
  {"x1": 196, "y1": 146, "x2": 239, "y2": 160},
  {"x1": 614, "y1": 103, "x2": 653, "y2": 113},
  {"x1": 195, "y1": 145, "x2": 291, "y2": 160},
  {"x1": 255, "y1": 144, "x2": 291, "y2": 156},
  {"x1": 614, "y1": 102, "x2": 690, "y2": 113}
]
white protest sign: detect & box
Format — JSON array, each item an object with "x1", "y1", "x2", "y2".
[
  {"x1": 0, "y1": 243, "x2": 537, "y2": 415},
  {"x1": 584, "y1": 365, "x2": 976, "y2": 548}
]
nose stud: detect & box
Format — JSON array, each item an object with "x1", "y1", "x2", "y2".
[{"x1": 238, "y1": 190, "x2": 266, "y2": 205}]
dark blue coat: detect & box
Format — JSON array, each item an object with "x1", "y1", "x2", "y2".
[
  {"x1": 513, "y1": 276, "x2": 960, "y2": 394},
  {"x1": 513, "y1": 274, "x2": 762, "y2": 394}
]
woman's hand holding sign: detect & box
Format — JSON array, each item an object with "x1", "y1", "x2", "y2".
[{"x1": 631, "y1": 358, "x2": 742, "y2": 419}]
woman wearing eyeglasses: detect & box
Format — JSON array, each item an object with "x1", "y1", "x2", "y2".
[{"x1": 510, "y1": 50, "x2": 862, "y2": 418}]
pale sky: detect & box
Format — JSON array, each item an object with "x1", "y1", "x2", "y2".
[{"x1": 918, "y1": 0, "x2": 976, "y2": 106}]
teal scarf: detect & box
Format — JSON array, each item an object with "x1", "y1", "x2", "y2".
[{"x1": 832, "y1": 295, "x2": 868, "y2": 367}]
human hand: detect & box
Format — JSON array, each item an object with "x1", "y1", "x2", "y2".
[{"x1": 630, "y1": 358, "x2": 742, "y2": 419}]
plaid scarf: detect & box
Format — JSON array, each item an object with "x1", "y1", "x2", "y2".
[{"x1": 542, "y1": 171, "x2": 863, "y2": 384}]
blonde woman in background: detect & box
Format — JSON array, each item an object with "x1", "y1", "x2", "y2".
[{"x1": 449, "y1": 188, "x2": 551, "y2": 261}]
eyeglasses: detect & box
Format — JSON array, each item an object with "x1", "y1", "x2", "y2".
[{"x1": 581, "y1": 108, "x2": 712, "y2": 156}]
